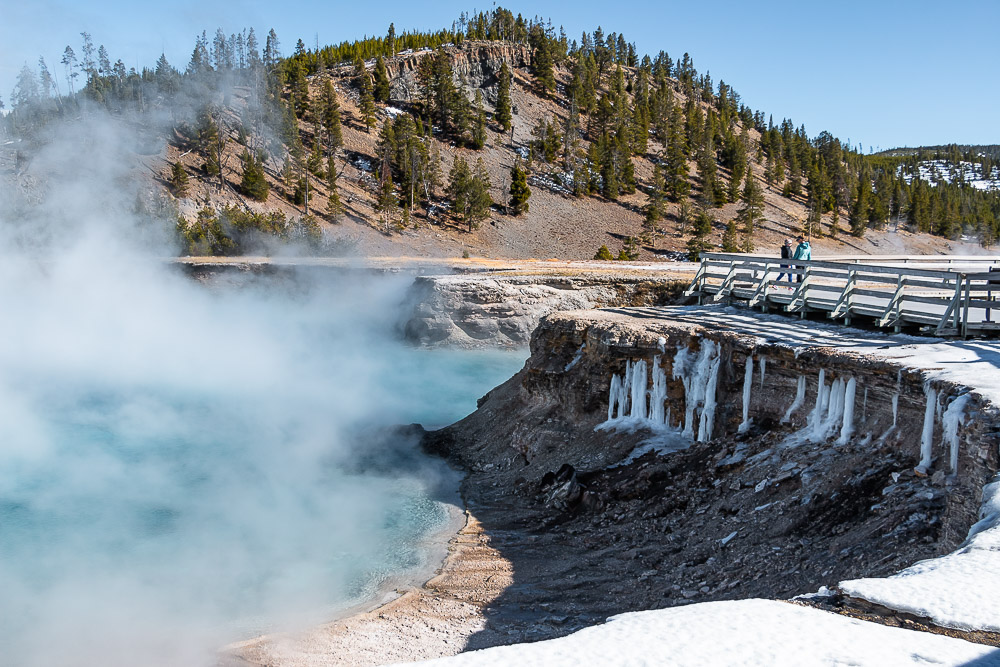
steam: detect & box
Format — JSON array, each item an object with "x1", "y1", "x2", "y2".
[{"x1": 0, "y1": 107, "x2": 511, "y2": 666}]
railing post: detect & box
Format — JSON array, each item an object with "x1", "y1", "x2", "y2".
[{"x1": 962, "y1": 275, "x2": 970, "y2": 339}]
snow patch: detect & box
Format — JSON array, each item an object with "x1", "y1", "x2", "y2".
[{"x1": 402, "y1": 599, "x2": 996, "y2": 667}]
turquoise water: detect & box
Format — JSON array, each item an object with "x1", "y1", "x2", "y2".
[{"x1": 0, "y1": 272, "x2": 527, "y2": 667}]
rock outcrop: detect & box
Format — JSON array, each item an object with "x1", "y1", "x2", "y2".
[
  {"x1": 401, "y1": 274, "x2": 688, "y2": 348},
  {"x1": 424, "y1": 306, "x2": 999, "y2": 647},
  {"x1": 384, "y1": 42, "x2": 532, "y2": 105}
]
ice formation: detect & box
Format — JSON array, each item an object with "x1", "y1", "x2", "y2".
[
  {"x1": 758, "y1": 356, "x2": 766, "y2": 390},
  {"x1": 698, "y1": 353, "x2": 722, "y2": 442},
  {"x1": 630, "y1": 360, "x2": 648, "y2": 420},
  {"x1": 605, "y1": 356, "x2": 672, "y2": 429},
  {"x1": 917, "y1": 383, "x2": 938, "y2": 474},
  {"x1": 942, "y1": 394, "x2": 971, "y2": 474},
  {"x1": 565, "y1": 344, "x2": 585, "y2": 371},
  {"x1": 738, "y1": 357, "x2": 754, "y2": 434},
  {"x1": 784, "y1": 372, "x2": 857, "y2": 446},
  {"x1": 649, "y1": 355, "x2": 669, "y2": 424},
  {"x1": 781, "y1": 376, "x2": 807, "y2": 424},
  {"x1": 836, "y1": 378, "x2": 857, "y2": 445},
  {"x1": 672, "y1": 340, "x2": 722, "y2": 441}
]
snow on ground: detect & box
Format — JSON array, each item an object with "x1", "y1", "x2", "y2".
[
  {"x1": 398, "y1": 599, "x2": 999, "y2": 667},
  {"x1": 898, "y1": 159, "x2": 1000, "y2": 191},
  {"x1": 840, "y1": 472, "x2": 1000, "y2": 632}
]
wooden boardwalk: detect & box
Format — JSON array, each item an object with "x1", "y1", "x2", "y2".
[{"x1": 685, "y1": 253, "x2": 1000, "y2": 338}]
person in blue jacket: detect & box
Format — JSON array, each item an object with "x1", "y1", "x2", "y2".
[{"x1": 792, "y1": 235, "x2": 811, "y2": 282}]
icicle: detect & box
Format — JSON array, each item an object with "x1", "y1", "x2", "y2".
[
  {"x1": 608, "y1": 374, "x2": 622, "y2": 421},
  {"x1": 826, "y1": 378, "x2": 845, "y2": 426},
  {"x1": 739, "y1": 357, "x2": 754, "y2": 433},
  {"x1": 758, "y1": 356, "x2": 767, "y2": 390},
  {"x1": 698, "y1": 353, "x2": 723, "y2": 442},
  {"x1": 806, "y1": 369, "x2": 829, "y2": 435},
  {"x1": 629, "y1": 360, "x2": 648, "y2": 420},
  {"x1": 917, "y1": 383, "x2": 938, "y2": 474},
  {"x1": 942, "y1": 394, "x2": 971, "y2": 474},
  {"x1": 674, "y1": 340, "x2": 720, "y2": 439},
  {"x1": 837, "y1": 378, "x2": 857, "y2": 445},
  {"x1": 891, "y1": 393, "x2": 899, "y2": 429},
  {"x1": 649, "y1": 355, "x2": 668, "y2": 425},
  {"x1": 862, "y1": 387, "x2": 868, "y2": 421},
  {"x1": 782, "y1": 376, "x2": 807, "y2": 424}
]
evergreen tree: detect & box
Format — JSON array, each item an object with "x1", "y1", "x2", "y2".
[
  {"x1": 617, "y1": 236, "x2": 640, "y2": 261},
  {"x1": 321, "y1": 79, "x2": 343, "y2": 151},
  {"x1": 735, "y1": 170, "x2": 764, "y2": 252},
  {"x1": 509, "y1": 163, "x2": 531, "y2": 215},
  {"x1": 686, "y1": 209, "x2": 713, "y2": 260},
  {"x1": 850, "y1": 177, "x2": 870, "y2": 237},
  {"x1": 467, "y1": 158, "x2": 494, "y2": 230},
  {"x1": 593, "y1": 244, "x2": 614, "y2": 260},
  {"x1": 471, "y1": 89, "x2": 487, "y2": 149},
  {"x1": 239, "y1": 150, "x2": 269, "y2": 201},
  {"x1": 495, "y1": 61, "x2": 513, "y2": 132},
  {"x1": 373, "y1": 55, "x2": 391, "y2": 102},
  {"x1": 643, "y1": 163, "x2": 666, "y2": 245},
  {"x1": 529, "y1": 25, "x2": 555, "y2": 93},
  {"x1": 447, "y1": 156, "x2": 472, "y2": 223},
  {"x1": 170, "y1": 161, "x2": 189, "y2": 198},
  {"x1": 326, "y1": 156, "x2": 342, "y2": 219},
  {"x1": 376, "y1": 168, "x2": 397, "y2": 231},
  {"x1": 721, "y1": 220, "x2": 740, "y2": 252},
  {"x1": 354, "y1": 56, "x2": 376, "y2": 131}
]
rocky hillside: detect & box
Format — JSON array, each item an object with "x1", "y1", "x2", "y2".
[{"x1": 156, "y1": 41, "x2": 990, "y2": 260}]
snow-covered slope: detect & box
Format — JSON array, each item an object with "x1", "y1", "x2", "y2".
[
  {"x1": 899, "y1": 159, "x2": 1000, "y2": 191},
  {"x1": 399, "y1": 599, "x2": 998, "y2": 666}
]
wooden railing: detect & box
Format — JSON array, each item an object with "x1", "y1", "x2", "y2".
[{"x1": 685, "y1": 253, "x2": 1000, "y2": 337}]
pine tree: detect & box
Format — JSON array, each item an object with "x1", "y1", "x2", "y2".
[
  {"x1": 593, "y1": 244, "x2": 614, "y2": 260},
  {"x1": 170, "y1": 161, "x2": 189, "y2": 198},
  {"x1": 643, "y1": 163, "x2": 666, "y2": 245},
  {"x1": 850, "y1": 178, "x2": 870, "y2": 238},
  {"x1": 687, "y1": 209, "x2": 713, "y2": 260},
  {"x1": 509, "y1": 163, "x2": 531, "y2": 215},
  {"x1": 467, "y1": 158, "x2": 493, "y2": 230},
  {"x1": 239, "y1": 150, "x2": 269, "y2": 201},
  {"x1": 529, "y1": 25, "x2": 555, "y2": 94},
  {"x1": 354, "y1": 56, "x2": 376, "y2": 131},
  {"x1": 735, "y1": 170, "x2": 765, "y2": 252},
  {"x1": 326, "y1": 156, "x2": 342, "y2": 218},
  {"x1": 495, "y1": 61, "x2": 513, "y2": 132},
  {"x1": 447, "y1": 156, "x2": 472, "y2": 223},
  {"x1": 617, "y1": 236, "x2": 640, "y2": 261},
  {"x1": 721, "y1": 220, "x2": 740, "y2": 252},
  {"x1": 471, "y1": 89, "x2": 487, "y2": 149},
  {"x1": 321, "y1": 79, "x2": 343, "y2": 151},
  {"x1": 373, "y1": 55, "x2": 391, "y2": 102},
  {"x1": 376, "y1": 168, "x2": 397, "y2": 231}
]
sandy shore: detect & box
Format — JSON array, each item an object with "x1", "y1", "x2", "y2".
[{"x1": 224, "y1": 509, "x2": 509, "y2": 666}]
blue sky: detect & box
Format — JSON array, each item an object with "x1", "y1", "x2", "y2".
[{"x1": 2, "y1": 0, "x2": 997, "y2": 149}]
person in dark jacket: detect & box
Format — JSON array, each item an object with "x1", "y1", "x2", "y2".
[
  {"x1": 777, "y1": 239, "x2": 793, "y2": 283},
  {"x1": 792, "y1": 236, "x2": 812, "y2": 282}
]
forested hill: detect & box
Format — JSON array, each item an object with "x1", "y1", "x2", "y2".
[{"x1": 3, "y1": 8, "x2": 999, "y2": 259}]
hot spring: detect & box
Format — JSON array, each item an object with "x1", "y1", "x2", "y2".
[{"x1": 0, "y1": 260, "x2": 525, "y2": 667}]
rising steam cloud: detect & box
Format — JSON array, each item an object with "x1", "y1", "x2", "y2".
[{"x1": 0, "y1": 104, "x2": 501, "y2": 666}]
